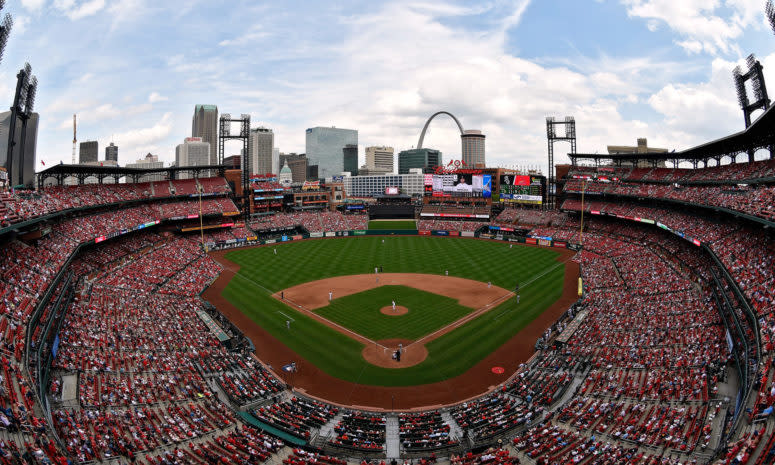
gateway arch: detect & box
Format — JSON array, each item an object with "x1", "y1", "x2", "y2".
[{"x1": 417, "y1": 111, "x2": 485, "y2": 167}]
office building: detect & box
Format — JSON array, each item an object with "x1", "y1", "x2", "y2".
[
  {"x1": 343, "y1": 144, "x2": 358, "y2": 176},
  {"x1": 126, "y1": 153, "x2": 165, "y2": 182},
  {"x1": 79, "y1": 140, "x2": 98, "y2": 164},
  {"x1": 272, "y1": 148, "x2": 280, "y2": 173},
  {"x1": 0, "y1": 111, "x2": 38, "y2": 187},
  {"x1": 305, "y1": 126, "x2": 358, "y2": 179},
  {"x1": 365, "y1": 146, "x2": 394, "y2": 173},
  {"x1": 342, "y1": 171, "x2": 425, "y2": 197},
  {"x1": 398, "y1": 148, "x2": 441, "y2": 174},
  {"x1": 191, "y1": 104, "x2": 218, "y2": 165},
  {"x1": 175, "y1": 137, "x2": 211, "y2": 179},
  {"x1": 249, "y1": 127, "x2": 274, "y2": 175},
  {"x1": 461, "y1": 130, "x2": 485, "y2": 168},
  {"x1": 105, "y1": 142, "x2": 118, "y2": 163},
  {"x1": 608, "y1": 138, "x2": 668, "y2": 168}
]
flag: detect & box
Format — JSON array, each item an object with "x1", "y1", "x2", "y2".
[{"x1": 41, "y1": 160, "x2": 45, "y2": 166}]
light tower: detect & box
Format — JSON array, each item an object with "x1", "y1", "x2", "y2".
[{"x1": 72, "y1": 115, "x2": 77, "y2": 164}]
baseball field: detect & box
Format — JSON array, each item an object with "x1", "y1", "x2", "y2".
[{"x1": 206, "y1": 236, "x2": 574, "y2": 401}]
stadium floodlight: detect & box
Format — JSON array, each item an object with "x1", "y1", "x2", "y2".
[
  {"x1": 25, "y1": 76, "x2": 37, "y2": 114},
  {"x1": 767, "y1": 0, "x2": 775, "y2": 36},
  {"x1": 733, "y1": 66, "x2": 748, "y2": 109},
  {"x1": 0, "y1": 13, "x2": 12, "y2": 65}
]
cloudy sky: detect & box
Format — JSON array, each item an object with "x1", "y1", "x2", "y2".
[{"x1": 5, "y1": 0, "x2": 775, "y2": 171}]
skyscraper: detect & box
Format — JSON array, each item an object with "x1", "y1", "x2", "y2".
[
  {"x1": 398, "y1": 148, "x2": 441, "y2": 174},
  {"x1": 191, "y1": 104, "x2": 218, "y2": 165},
  {"x1": 461, "y1": 130, "x2": 485, "y2": 168},
  {"x1": 105, "y1": 142, "x2": 118, "y2": 163},
  {"x1": 0, "y1": 111, "x2": 38, "y2": 187},
  {"x1": 175, "y1": 137, "x2": 210, "y2": 179},
  {"x1": 249, "y1": 127, "x2": 274, "y2": 175},
  {"x1": 343, "y1": 144, "x2": 358, "y2": 176},
  {"x1": 365, "y1": 146, "x2": 394, "y2": 173},
  {"x1": 79, "y1": 140, "x2": 98, "y2": 164},
  {"x1": 305, "y1": 126, "x2": 358, "y2": 179}
]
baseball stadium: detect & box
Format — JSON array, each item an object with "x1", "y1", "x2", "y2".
[{"x1": 1, "y1": 2, "x2": 775, "y2": 465}]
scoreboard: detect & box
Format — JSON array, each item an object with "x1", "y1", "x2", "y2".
[{"x1": 499, "y1": 174, "x2": 545, "y2": 205}]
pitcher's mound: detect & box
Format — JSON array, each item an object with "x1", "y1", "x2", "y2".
[
  {"x1": 380, "y1": 305, "x2": 408, "y2": 316},
  {"x1": 362, "y1": 339, "x2": 428, "y2": 368}
]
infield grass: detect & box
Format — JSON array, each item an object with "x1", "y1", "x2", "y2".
[
  {"x1": 220, "y1": 236, "x2": 566, "y2": 386},
  {"x1": 316, "y1": 285, "x2": 474, "y2": 341},
  {"x1": 368, "y1": 220, "x2": 417, "y2": 230}
]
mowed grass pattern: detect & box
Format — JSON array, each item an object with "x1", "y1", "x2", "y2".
[
  {"x1": 221, "y1": 237, "x2": 566, "y2": 386},
  {"x1": 368, "y1": 220, "x2": 417, "y2": 230},
  {"x1": 316, "y1": 285, "x2": 474, "y2": 341}
]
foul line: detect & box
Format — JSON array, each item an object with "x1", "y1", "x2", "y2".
[{"x1": 220, "y1": 262, "x2": 392, "y2": 351}]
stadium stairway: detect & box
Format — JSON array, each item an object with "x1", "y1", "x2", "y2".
[
  {"x1": 441, "y1": 411, "x2": 465, "y2": 440},
  {"x1": 317, "y1": 411, "x2": 345, "y2": 440},
  {"x1": 385, "y1": 414, "x2": 400, "y2": 459}
]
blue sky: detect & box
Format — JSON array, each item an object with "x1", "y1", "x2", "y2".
[{"x1": 4, "y1": 0, "x2": 775, "y2": 171}]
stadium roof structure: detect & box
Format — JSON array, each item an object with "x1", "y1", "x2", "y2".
[
  {"x1": 569, "y1": 105, "x2": 775, "y2": 167},
  {"x1": 36, "y1": 163, "x2": 227, "y2": 188}
]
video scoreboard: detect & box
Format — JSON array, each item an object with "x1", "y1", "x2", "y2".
[{"x1": 499, "y1": 174, "x2": 545, "y2": 205}]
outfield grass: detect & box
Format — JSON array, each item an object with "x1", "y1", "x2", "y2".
[
  {"x1": 315, "y1": 285, "x2": 474, "y2": 341},
  {"x1": 221, "y1": 237, "x2": 566, "y2": 386},
  {"x1": 368, "y1": 220, "x2": 417, "y2": 230}
]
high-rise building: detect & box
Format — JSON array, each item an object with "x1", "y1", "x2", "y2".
[
  {"x1": 0, "y1": 111, "x2": 38, "y2": 187},
  {"x1": 305, "y1": 126, "x2": 358, "y2": 179},
  {"x1": 79, "y1": 140, "x2": 98, "y2": 164},
  {"x1": 343, "y1": 144, "x2": 358, "y2": 176},
  {"x1": 191, "y1": 104, "x2": 218, "y2": 165},
  {"x1": 126, "y1": 153, "x2": 165, "y2": 182},
  {"x1": 175, "y1": 136, "x2": 211, "y2": 179},
  {"x1": 365, "y1": 146, "x2": 394, "y2": 173},
  {"x1": 461, "y1": 130, "x2": 485, "y2": 168},
  {"x1": 398, "y1": 148, "x2": 441, "y2": 174},
  {"x1": 249, "y1": 127, "x2": 274, "y2": 175},
  {"x1": 272, "y1": 147, "x2": 280, "y2": 174},
  {"x1": 105, "y1": 142, "x2": 118, "y2": 163}
]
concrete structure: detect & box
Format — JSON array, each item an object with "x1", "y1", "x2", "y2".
[
  {"x1": 305, "y1": 126, "x2": 358, "y2": 179},
  {"x1": 126, "y1": 153, "x2": 165, "y2": 182},
  {"x1": 249, "y1": 127, "x2": 274, "y2": 176},
  {"x1": 105, "y1": 142, "x2": 118, "y2": 163},
  {"x1": 461, "y1": 130, "x2": 485, "y2": 168},
  {"x1": 365, "y1": 146, "x2": 394, "y2": 173},
  {"x1": 343, "y1": 144, "x2": 358, "y2": 176},
  {"x1": 192, "y1": 104, "x2": 218, "y2": 165},
  {"x1": 398, "y1": 148, "x2": 441, "y2": 174},
  {"x1": 79, "y1": 140, "x2": 98, "y2": 164},
  {"x1": 272, "y1": 147, "x2": 280, "y2": 173},
  {"x1": 342, "y1": 170, "x2": 425, "y2": 197},
  {"x1": 608, "y1": 138, "x2": 667, "y2": 168},
  {"x1": 175, "y1": 137, "x2": 211, "y2": 179},
  {"x1": 0, "y1": 111, "x2": 38, "y2": 187}
]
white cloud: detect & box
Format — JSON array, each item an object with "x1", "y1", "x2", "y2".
[
  {"x1": 148, "y1": 92, "x2": 167, "y2": 103},
  {"x1": 218, "y1": 25, "x2": 270, "y2": 46},
  {"x1": 112, "y1": 112, "x2": 173, "y2": 151},
  {"x1": 20, "y1": 0, "x2": 46, "y2": 12},
  {"x1": 621, "y1": 0, "x2": 764, "y2": 55},
  {"x1": 53, "y1": 0, "x2": 106, "y2": 20}
]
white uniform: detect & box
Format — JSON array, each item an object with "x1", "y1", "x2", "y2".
[{"x1": 329, "y1": 291, "x2": 333, "y2": 301}]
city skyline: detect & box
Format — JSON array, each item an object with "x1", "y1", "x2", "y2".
[{"x1": 3, "y1": 1, "x2": 775, "y2": 171}]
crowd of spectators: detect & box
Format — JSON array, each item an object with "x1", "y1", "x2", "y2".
[
  {"x1": 251, "y1": 397, "x2": 338, "y2": 441},
  {"x1": 330, "y1": 412, "x2": 386, "y2": 451},
  {"x1": 398, "y1": 411, "x2": 457, "y2": 450},
  {"x1": 250, "y1": 211, "x2": 367, "y2": 233},
  {"x1": 0, "y1": 177, "x2": 233, "y2": 227}
]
